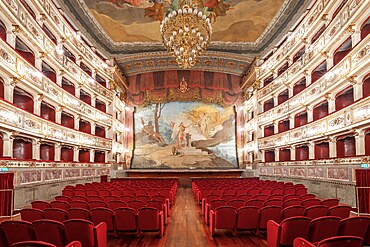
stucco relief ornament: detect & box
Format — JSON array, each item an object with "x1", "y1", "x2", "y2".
[{"x1": 178, "y1": 77, "x2": 190, "y2": 93}]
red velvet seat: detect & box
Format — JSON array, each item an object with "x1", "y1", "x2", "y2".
[
  {"x1": 337, "y1": 216, "x2": 370, "y2": 240},
  {"x1": 284, "y1": 187, "x2": 296, "y2": 195},
  {"x1": 123, "y1": 191, "x2": 135, "y2": 197},
  {"x1": 137, "y1": 207, "x2": 164, "y2": 237},
  {"x1": 50, "y1": 201, "x2": 70, "y2": 211},
  {"x1": 87, "y1": 196, "x2": 103, "y2": 202},
  {"x1": 67, "y1": 208, "x2": 92, "y2": 221},
  {"x1": 114, "y1": 207, "x2": 137, "y2": 233},
  {"x1": 320, "y1": 198, "x2": 340, "y2": 207},
  {"x1": 209, "y1": 206, "x2": 237, "y2": 236},
  {"x1": 257, "y1": 206, "x2": 282, "y2": 233},
  {"x1": 282, "y1": 205, "x2": 306, "y2": 219},
  {"x1": 103, "y1": 196, "x2": 119, "y2": 203},
  {"x1": 308, "y1": 216, "x2": 341, "y2": 243},
  {"x1": 89, "y1": 201, "x2": 108, "y2": 209},
  {"x1": 235, "y1": 206, "x2": 259, "y2": 232},
  {"x1": 264, "y1": 200, "x2": 283, "y2": 207},
  {"x1": 228, "y1": 199, "x2": 246, "y2": 209},
  {"x1": 267, "y1": 216, "x2": 311, "y2": 247},
  {"x1": 62, "y1": 191, "x2": 74, "y2": 198},
  {"x1": 271, "y1": 189, "x2": 284, "y2": 195},
  {"x1": 20, "y1": 209, "x2": 45, "y2": 222},
  {"x1": 237, "y1": 195, "x2": 252, "y2": 201},
  {"x1": 253, "y1": 195, "x2": 268, "y2": 201},
  {"x1": 146, "y1": 200, "x2": 168, "y2": 223},
  {"x1": 246, "y1": 199, "x2": 265, "y2": 209},
  {"x1": 295, "y1": 187, "x2": 308, "y2": 195},
  {"x1": 91, "y1": 208, "x2": 115, "y2": 232},
  {"x1": 205, "y1": 199, "x2": 227, "y2": 225},
  {"x1": 71, "y1": 196, "x2": 88, "y2": 202},
  {"x1": 64, "y1": 219, "x2": 106, "y2": 247},
  {"x1": 221, "y1": 195, "x2": 235, "y2": 202},
  {"x1": 120, "y1": 196, "x2": 135, "y2": 204},
  {"x1": 86, "y1": 191, "x2": 99, "y2": 197},
  {"x1": 247, "y1": 189, "x2": 259, "y2": 197},
  {"x1": 152, "y1": 195, "x2": 170, "y2": 215},
  {"x1": 327, "y1": 205, "x2": 352, "y2": 219},
  {"x1": 98, "y1": 191, "x2": 111, "y2": 197},
  {"x1": 135, "y1": 195, "x2": 150, "y2": 203},
  {"x1": 283, "y1": 199, "x2": 302, "y2": 208},
  {"x1": 111, "y1": 191, "x2": 123, "y2": 197},
  {"x1": 126, "y1": 200, "x2": 146, "y2": 211},
  {"x1": 293, "y1": 236, "x2": 364, "y2": 247},
  {"x1": 107, "y1": 201, "x2": 126, "y2": 211},
  {"x1": 44, "y1": 209, "x2": 68, "y2": 222},
  {"x1": 69, "y1": 201, "x2": 89, "y2": 210},
  {"x1": 301, "y1": 198, "x2": 321, "y2": 207},
  {"x1": 0, "y1": 225, "x2": 7, "y2": 247},
  {"x1": 32, "y1": 201, "x2": 51, "y2": 210},
  {"x1": 268, "y1": 195, "x2": 284, "y2": 201},
  {"x1": 33, "y1": 219, "x2": 65, "y2": 247},
  {"x1": 73, "y1": 190, "x2": 86, "y2": 197},
  {"x1": 55, "y1": 196, "x2": 72, "y2": 203},
  {"x1": 202, "y1": 195, "x2": 220, "y2": 215},
  {"x1": 299, "y1": 194, "x2": 316, "y2": 200},
  {"x1": 1, "y1": 220, "x2": 35, "y2": 245},
  {"x1": 259, "y1": 189, "x2": 271, "y2": 196},
  {"x1": 11, "y1": 241, "x2": 82, "y2": 247},
  {"x1": 283, "y1": 195, "x2": 299, "y2": 201},
  {"x1": 304, "y1": 205, "x2": 329, "y2": 219}
]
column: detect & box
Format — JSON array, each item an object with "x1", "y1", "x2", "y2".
[
  {"x1": 326, "y1": 55, "x2": 334, "y2": 70},
  {"x1": 74, "y1": 115, "x2": 80, "y2": 131},
  {"x1": 2, "y1": 132, "x2": 14, "y2": 158},
  {"x1": 91, "y1": 69, "x2": 97, "y2": 80},
  {"x1": 91, "y1": 94, "x2": 96, "y2": 107},
  {"x1": 353, "y1": 78, "x2": 363, "y2": 101},
  {"x1": 54, "y1": 143, "x2": 61, "y2": 161},
  {"x1": 76, "y1": 55, "x2": 82, "y2": 66},
  {"x1": 34, "y1": 94, "x2": 43, "y2": 116},
  {"x1": 73, "y1": 146, "x2": 79, "y2": 162},
  {"x1": 55, "y1": 106, "x2": 63, "y2": 124},
  {"x1": 351, "y1": 29, "x2": 361, "y2": 47},
  {"x1": 56, "y1": 70, "x2": 64, "y2": 86},
  {"x1": 90, "y1": 149, "x2": 95, "y2": 163},
  {"x1": 275, "y1": 148, "x2": 280, "y2": 162},
  {"x1": 32, "y1": 139, "x2": 40, "y2": 160},
  {"x1": 104, "y1": 151, "x2": 108, "y2": 163},
  {"x1": 327, "y1": 94, "x2": 336, "y2": 114},
  {"x1": 308, "y1": 141, "x2": 315, "y2": 159},
  {"x1": 355, "y1": 131, "x2": 366, "y2": 156},
  {"x1": 329, "y1": 138, "x2": 337, "y2": 158},
  {"x1": 273, "y1": 94, "x2": 278, "y2": 107},
  {"x1": 291, "y1": 145, "x2": 296, "y2": 161},
  {"x1": 4, "y1": 80, "x2": 15, "y2": 102},
  {"x1": 289, "y1": 115, "x2": 295, "y2": 129},
  {"x1": 75, "y1": 85, "x2": 81, "y2": 99},
  {"x1": 35, "y1": 54, "x2": 43, "y2": 71},
  {"x1": 260, "y1": 150, "x2": 265, "y2": 162},
  {"x1": 305, "y1": 74, "x2": 312, "y2": 86},
  {"x1": 273, "y1": 121, "x2": 278, "y2": 134},
  {"x1": 91, "y1": 122, "x2": 96, "y2": 135},
  {"x1": 7, "y1": 26, "x2": 17, "y2": 48},
  {"x1": 307, "y1": 106, "x2": 313, "y2": 123},
  {"x1": 288, "y1": 85, "x2": 294, "y2": 98}
]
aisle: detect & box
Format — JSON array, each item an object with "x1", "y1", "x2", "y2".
[{"x1": 108, "y1": 187, "x2": 267, "y2": 247}]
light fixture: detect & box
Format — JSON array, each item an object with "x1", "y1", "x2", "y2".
[{"x1": 160, "y1": 1, "x2": 212, "y2": 69}]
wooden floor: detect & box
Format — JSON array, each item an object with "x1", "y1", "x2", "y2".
[{"x1": 108, "y1": 187, "x2": 267, "y2": 247}]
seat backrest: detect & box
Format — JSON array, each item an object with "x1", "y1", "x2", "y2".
[
  {"x1": 237, "y1": 195, "x2": 251, "y2": 201},
  {"x1": 316, "y1": 236, "x2": 363, "y2": 247},
  {"x1": 304, "y1": 205, "x2": 329, "y2": 219},
  {"x1": 73, "y1": 190, "x2": 86, "y2": 197},
  {"x1": 258, "y1": 206, "x2": 282, "y2": 229},
  {"x1": 236, "y1": 206, "x2": 259, "y2": 230},
  {"x1": 91, "y1": 208, "x2": 114, "y2": 231},
  {"x1": 98, "y1": 190, "x2": 111, "y2": 197},
  {"x1": 31, "y1": 201, "x2": 51, "y2": 210},
  {"x1": 209, "y1": 200, "x2": 227, "y2": 211},
  {"x1": 283, "y1": 195, "x2": 299, "y2": 201},
  {"x1": 89, "y1": 201, "x2": 108, "y2": 209},
  {"x1": 85, "y1": 191, "x2": 99, "y2": 197},
  {"x1": 308, "y1": 216, "x2": 341, "y2": 243},
  {"x1": 114, "y1": 207, "x2": 137, "y2": 231},
  {"x1": 20, "y1": 209, "x2": 45, "y2": 222},
  {"x1": 254, "y1": 195, "x2": 268, "y2": 201},
  {"x1": 221, "y1": 195, "x2": 235, "y2": 202},
  {"x1": 107, "y1": 201, "x2": 126, "y2": 211},
  {"x1": 228, "y1": 199, "x2": 246, "y2": 209},
  {"x1": 111, "y1": 190, "x2": 123, "y2": 197},
  {"x1": 62, "y1": 190, "x2": 75, "y2": 198},
  {"x1": 103, "y1": 196, "x2": 119, "y2": 203},
  {"x1": 295, "y1": 187, "x2": 308, "y2": 195},
  {"x1": 127, "y1": 200, "x2": 146, "y2": 211},
  {"x1": 282, "y1": 205, "x2": 306, "y2": 219},
  {"x1": 146, "y1": 201, "x2": 163, "y2": 212},
  {"x1": 246, "y1": 199, "x2": 265, "y2": 208},
  {"x1": 33, "y1": 219, "x2": 65, "y2": 247},
  {"x1": 55, "y1": 196, "x2": 71, "y2": 203},
  {"x1": 44, "y1": 208, "x2": 68, "y2": 222},
  {"x1": 247, "y1": 189, "x2": 259, "y2": 196},
  {"x1": 50, "y1": 201, "x2": 70, "y2": 211},
  {"x1": 69, "y1": 201, "x2": 89, "y2": 210},
  {"x1": 279, "y1": 216, "x2": 311, "y2": 245},
  {"x1": 1, "y1": 220, "x2": 35, "y2": 245},
  {"x1": 299, "y1": 194, "x2": 316, "y2": 200},
  {"x1": 67, "y1": 208, "x2": 92, "y2": 221},
  {"x1": 152, "y1": 195, "x2": 166, "y2": 203},
  {"x1": 87, "y1": 196, "x2": 102, "y2": 202},
  {"x1": 301, "y1": 198, "x2": 321, "y2": 207},
  {"x1": 11, "y1": 241, "x2": 56, "y2": 247},
  {"x1": 214, "y1": 206, "x2": 237, "y2": 228},
  {"x1": 71, "y1": 196, "x2": 88, "y2": 202},
  {"x1": 320, "y1": 198, "x2": 340, "y2": 207},
  {"x1": 338, "y1": 216, "x2": 370, "y2": 239},
  {"x1": 64, "y1": 219, "x2": 95, "y2": 247},
  {"x1": 327, "y1": 205, "x2": 352, "y2": 219},
  {"x1": 120, "y1": 195, "x2": 135, "y2": 203},
  {"x1": 283, "y1": 199, "x2": 302, "y2": 208},
  {"x1": 136, "y1": 195, "x2": 150, "y2": 203},
  {"x1": 137, "y1": 207, "x2": 160, "y2": 231},
  {"x1": 264, "y1": 199, "x2": 283, "y2": 207},
  {"x1": 268, "y1": 195, "x2": 284, "y2": 200}
]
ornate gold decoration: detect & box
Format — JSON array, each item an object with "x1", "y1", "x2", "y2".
[
  {"x1": 178, "y1": 77, "x2": 190, "y2": 93},
  {"x1": 160, "y1": 0, "x2": 212, "y2": 68}
]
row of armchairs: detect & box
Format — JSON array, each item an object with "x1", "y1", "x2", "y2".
[
  {"x1": 0, "y1": 219, "x2": 106, "y2": 247},
  {"x1": 268, "y1": 216, "x2": 370, "y2": 247},
  {"x1": 21, "y1": 206, "x2": 165, "y2": 237},
  {"x1": 208, "y1": 205, "x2": 352, "y2": 236},
  {"x1": 294, "y1": 236, "x2": 364, "y2": 247}
]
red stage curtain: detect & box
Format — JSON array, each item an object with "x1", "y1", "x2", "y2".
[
  {"x1": 0, "y1": 172, "x2": 14, "y2": 216},
  {"x1": 355, "y1": 169, "x2": 370, "y2": 214}
]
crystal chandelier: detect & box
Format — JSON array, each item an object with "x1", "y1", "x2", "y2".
[{"x1": 160, "y1": 2, "x2": 212, "y2": 69}]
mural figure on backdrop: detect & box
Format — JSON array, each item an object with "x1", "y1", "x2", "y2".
[{"x1": 141, "y1": 118, "x2": 167, "y2": 144}]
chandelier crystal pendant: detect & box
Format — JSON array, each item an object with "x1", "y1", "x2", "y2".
[{"x1": 160, "y1": 2, "x2": 213, "y2": 69}]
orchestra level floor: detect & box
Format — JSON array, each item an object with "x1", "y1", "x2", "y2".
[{"x1": 108, "y1": 187, "x2": 267, "y2": 247}]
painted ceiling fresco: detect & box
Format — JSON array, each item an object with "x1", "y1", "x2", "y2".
[{"x1": 83, "y1": 0, "x2": 285, "y2": 43}]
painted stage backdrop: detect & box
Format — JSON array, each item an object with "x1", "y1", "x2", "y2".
[{"x1": 131, "y1": 102, "x2": 238, "y2": 169}]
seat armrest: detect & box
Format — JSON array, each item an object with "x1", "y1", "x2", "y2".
[
  {"x1": 267, "y1": 220, "x2": 280, "y2": 247},
  {"x1": 65, "y1": 241, "x2": 82, "y2": 247},
  {"x1": 94, "y1": 222, "x2": 107, "y2": 247},
  {"x1": 159, "y1": 211, "x2": 164, "y2": 237},
  {"x1": 210, "y1": 210, "x2": 216, "y2": 236},
  {"x1": 293, "y1": 237, "x2": 315, "y2": 247}
]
